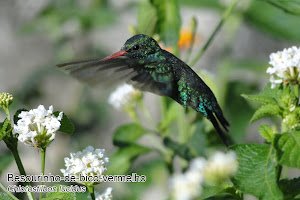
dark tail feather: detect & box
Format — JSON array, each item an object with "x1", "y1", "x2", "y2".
[
  {"x1": 206, "y1": 109, "x2": 233, "y2": 147},
  {"x1": 216, "y1": 112, "x2": 230, "y2": 131}
]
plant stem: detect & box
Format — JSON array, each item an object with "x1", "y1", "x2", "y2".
[
  {"x1": 4, "y1": 107, "x2": 11, "y2": 122},
  {"x1": 39, "y1": 148, "x2": 46, "y2": 199},
  {"x1": 138, "y1": 101, "x2": 156, "y2": 128},
  {"x1": 0, "y1": 182, "x2": 19, "y2": 200},
  {"x1": 124, "y1": 105, "x2": 139, "y2": 124},
  {"x1": 277, "y1": 165, "x2": 282, "y2": 182},
  {"x1": 185, "y1": 17, "x2": 197, "y2": 63},
  {"x1": 165, "y1": 154, "x2": 175, "y2": 174},
  {"x1": 3, "y1": 106, "x2": 35, "y2": 200},
  {"x1": 189, "y1": 0, "x2": 240, "y2": 67},
  {"x1": 88, "y1": 186, "x2": 95, "y2": 200},
  {"x1": 295, "y1": 84, "x2": 299, "y2": 104},
  {"x1": 6, "y1": 143, "x2": 35, "y2": 200}
]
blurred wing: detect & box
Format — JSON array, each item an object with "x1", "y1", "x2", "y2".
[
  {"x1": 128, "y1": 62, "x2": 177, "y2": 96},
  {"x1": 56, "y1": 56, "x2": 137, "y2": 86},
  {"x1": 57, "y1": 57, "x2": 176, "y2": 96}
]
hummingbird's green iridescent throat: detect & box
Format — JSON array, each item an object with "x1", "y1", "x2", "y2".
[{"x1": 57, "y1": 34, "x2": 232, "y2": 146}]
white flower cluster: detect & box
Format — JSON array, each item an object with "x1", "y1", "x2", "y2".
[
  {"x1": 169, "y1": 158, "x2": 206, "y2": 200},
  {"x1": 203, "y1": 151, "x2": 238, "y2": 184},
  {"x1": 61, "y1": 146, "x2": 109, "y2": 186},
  {"x1": 169, "y1": 151, "x2": 238, "y2": 200},
  {"x1": 108, "y1": 83, "x2": 141, "y2": 109},
  {"x1": 89, "y1": 187, "x2": 113, "y2": 200},
  {"x1": 14, "y1": 105, "x2": 63, "y2": 147},
  {"x1": 267, "y1": 46, "x2": 300, "y2": 89}
]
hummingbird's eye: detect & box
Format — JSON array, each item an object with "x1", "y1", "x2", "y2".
[{"x1": 132, "y1": 44, "x2": 140, "y2": 51}]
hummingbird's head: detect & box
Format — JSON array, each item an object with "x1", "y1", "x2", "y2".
[
  {"x1": 101, "y1": 34, "x2": 161, "y2": 62},
  {"x1": 121, "y1": 34, "x2": 161, "y2": 59}
]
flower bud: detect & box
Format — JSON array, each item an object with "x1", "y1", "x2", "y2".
[{"x1": 0, "y1": 92, "x2": 13, "y2": 108}]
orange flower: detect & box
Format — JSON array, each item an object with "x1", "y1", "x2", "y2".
[
  {"x1": 178, "y1": 28, "x2": 200, "y2": 49},
  {"x1": 161, "y1": 28, "x2": 201, "y2": 53}
]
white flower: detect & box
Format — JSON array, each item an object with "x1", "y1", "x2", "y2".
[
  {"x1": 267, "y1": 46, "x2": 300, "y2": 88},
  {"x1": 108, "y1": 83, "x2": 142, "y2": 109},
  {"x1": 169, "y1": 152, "x2": 238, "y2": 199},
  {"x1": 61, "y1": 146, "x2": 109, "y2": 186},
  {"x1": 13, "y1": 105, "x2": 63, "y2": 147},
  {"x1": 203, "y1": 151, "x2": 238, "y2": 184},
  {"x1": 170, "y1": 173, "x2": 201, "y2": 200},
  {"x1": 89, "y1": 187, "x2": 113, "y2": 200},
  {"x1": 169, "y1": 158, "x2": 206, "y2": 200}
]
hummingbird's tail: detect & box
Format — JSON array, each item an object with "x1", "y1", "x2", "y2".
[
  {"x1": 206, "y1": 109, "x2": 232, "y2": 147},
  {"x1": 216, "y1": 112, "x2": 230, "y2": 131}
]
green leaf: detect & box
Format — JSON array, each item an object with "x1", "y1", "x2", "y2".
[
  {"x1": 200, "y1": 184, "x2": 228, "y2": 199},
  {"x1": 163, "y1": 137, "x2": 195, "y2": 160},
  {"x1": 138, "y1": 0, "x2": 157, "y2": 35},
  {"x1": 0, "y1": 119, "x2": 12, "y2": 140},
  {"x1": 241, "y1": 94, "x2": 277, "y2": 105},
  {"x1": 243, "y1": 84, "x2": 297, "y2": 112},
  {"x1": 245, "y1": 1, "x2": 300, "y2": 42},
  {"x1": 243, "y1": 83, "x2": 282, "y2": 105},
  {"x1": 152, "y1": 0, "x2": 181, "y2": 47},
  {"x1": 113, "y1": 123, "x2": 147, "y2": 147},
  {"x1": 108, "y1": 144, "x2": 151, "y2": 175},
  {"x1": 250, "y1": 104, "x2": 282, "y2": 122},
  {"x1": 259, "y1": 124, "x2": 274, "y2": 142},
  {"x1": 274, "y1": 131, "x2": 300, "y2": 168},
  {"x1": 0, "y1": 192, "x2": 14, "y2": 200},
  {"x1": 260, "y1": 83, "x2": 282, "y2": 98},
  {"x1": 179, "y1": 0, "x2": 223, "y2": 9},
  {"x1": 230, "y1": 144, "x2": 283, "y2": 200},
  {"x1": 279, "y1": 88, "x2": 297, "y2": 111},
  {"x1": 261, "y1": 0, "x2": 300, "y2": 15},
  {"x1": 41, "y1": 185, "x2": 76, "y2": 200},
  {"x1": 201, "y1": 185, "x2": 241, "y2": 199},
  {"x1": 278, "y1": 177, "x2": 300, "y2": 200},
  {"x1": 180, "y1": 0, "x2": 300, "y2": 41},
  {"x1": 0, "y1": 122, "x2": 4, "y2": 141},
  {"x1": 13, "y1": 108, "x2": 28, "y2": 125},
  {"x1": 76, "y1": 191, "x2": 89, "y2": 200},
  {"x1": 0, "y1": 153, "x2": 14, "y2": 175},
  {"x1": 54, "y1": 111, "x2": 75, "y2": 135}
]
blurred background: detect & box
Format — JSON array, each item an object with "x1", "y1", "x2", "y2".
[{"x1": 1, "y1": 0, "x2": 300, "y2": 199}]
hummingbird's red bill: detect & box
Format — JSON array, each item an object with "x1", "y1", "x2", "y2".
[{"x1": 101, "y1": 50, "x2": 127, "y2": 61}]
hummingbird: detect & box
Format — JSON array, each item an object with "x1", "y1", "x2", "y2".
[{"x1": 57, "y1": 34, "x2": 231, "y2": 146}]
